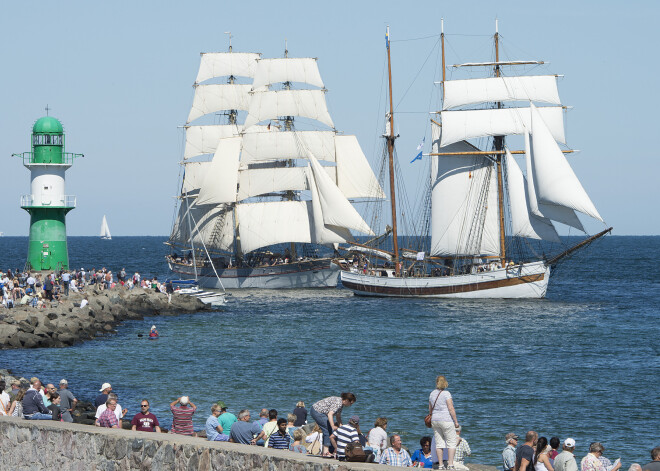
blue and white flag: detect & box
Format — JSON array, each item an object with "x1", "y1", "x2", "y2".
[{"x1": 410, "y1": 137, "x2": 425, "y2": 163}]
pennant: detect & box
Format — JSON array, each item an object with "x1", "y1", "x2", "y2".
[
  {"x1": 410, "y1": 136, "x2": 425, "y2": 163},
  {"x1": 386, "y1": 30, "x2": 390, "y2": 50},
  {"x1": 410, "y1": 151, "x2": 423, "y2": 163}
]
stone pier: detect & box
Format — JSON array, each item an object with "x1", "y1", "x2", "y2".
[{"x1": 0, "y1": 417, "x2": 497, "y2": 471}]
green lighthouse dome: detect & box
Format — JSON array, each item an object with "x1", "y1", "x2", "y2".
[{"x1": 33, "y1": 116, "x2": 64, "y2": 134}]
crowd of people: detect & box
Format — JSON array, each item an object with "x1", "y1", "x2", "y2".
[
  {"x1": 503, "y1": 431, "x2": 659, "y2": 471},
  {"x1": 2, "y1": 373, "x2": 657, "y2": 469},
  {"x1": 0, "y1": 266, "x2": 176, "y2": 309}
]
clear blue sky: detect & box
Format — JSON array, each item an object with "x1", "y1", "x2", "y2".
[{"x1": 1, "y1": 1, "x2": 657, "y2": 236}]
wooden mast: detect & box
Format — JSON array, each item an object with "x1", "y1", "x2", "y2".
[
  {"x1": 385, "y1": 26, "x2": 400, "y2": 274},
  {"x1": 494, "y1": 19, "x2": 507, "y2": 266}
]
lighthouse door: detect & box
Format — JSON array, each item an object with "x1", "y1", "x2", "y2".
[{"x1": 41, "y1": 248, "x2": 51, "y2": 270}]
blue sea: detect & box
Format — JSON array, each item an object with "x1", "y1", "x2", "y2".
[{"x1": 0, "y1": 236, "x2": 658, "y2": 467}]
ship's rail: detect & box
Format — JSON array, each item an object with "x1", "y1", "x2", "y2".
[{"x1": 20, "y1": 194, "x2": 76, "y2": 208}]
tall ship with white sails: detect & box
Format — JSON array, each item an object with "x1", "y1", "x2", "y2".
[
  {"x1": 339, "y1": 24, "x2": 611, "y2": 298},
  {"x1": 167, "y1": 42, "x2": 384, "y2": 289}
]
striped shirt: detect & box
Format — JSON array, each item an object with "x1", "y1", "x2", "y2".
[
  {"x1": 312, "y1": 396, "x2": 343, "y2": 415},
  {"x1": 379, "y1": 447, "x2": 413, "y2": 467},
  {"x1": 268, "y1": 431, "x2": 291, "y2": 450},
  {"x1": 170, "y1": 404, "x2": 196, "y2": 435},
  {"x1": 332, "y1": 424, "x2": 359, "y2": 459}
]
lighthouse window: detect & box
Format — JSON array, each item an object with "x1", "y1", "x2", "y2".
[{"x1": 32, "y1": 134, "x2": 63, "y2": 146}]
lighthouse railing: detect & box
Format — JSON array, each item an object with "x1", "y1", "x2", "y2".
[
  {"x1": 12, "y1": 152, "x2": 83, "y2": 166},
  {"x1": 20, "y1": 194, "x2": 77, "y2": 208}
]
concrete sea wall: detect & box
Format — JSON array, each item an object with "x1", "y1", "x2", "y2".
[{"x1": 0, "y1": 417, "x2": 497, "y2": 471}]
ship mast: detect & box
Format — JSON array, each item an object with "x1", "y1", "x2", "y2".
[
  {"x1": 385, "y1": 26, "x2": 400, "y2": 273},
  {"x1": 494, "y1": 19, "x2": 507, "y2": 265}
]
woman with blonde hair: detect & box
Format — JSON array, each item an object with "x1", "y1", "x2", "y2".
[
  {"x1": 293, "y1": 400, "x2": 307, "y2": 426},
  {"x1": 367, "y1": 417, "x2": 388, "y2": 459},
  {"x1": 429, "y1": 375, "x2": 460, "y2": 470}
]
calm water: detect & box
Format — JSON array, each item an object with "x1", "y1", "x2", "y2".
[{"x1": 0, "y1": 236, "x2": 658, "y2": 466}]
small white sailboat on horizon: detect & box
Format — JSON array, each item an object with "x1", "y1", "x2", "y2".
[{"x1": 100, "y1": 215, "x2": 112, "y2": 240}]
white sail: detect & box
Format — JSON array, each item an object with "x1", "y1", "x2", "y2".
[
  {"x1": 440, "y1": 106, "x2": 565, "y2": 147},
  {"x1": 307, "y1": 166, "x2": 354, "y2": 245},
  {"x1": 529, "y1": 103, "x2": 603, "y2": 221},
  {"x1": 308, "y1": 154, "x2": 374, "y2": 235},
  {"x1": 170, "y1": 199, "x2": 234, "y2": 251},
  {"x1": 443, "y1": 75, "x2": 561, "y2": 110},
  {"x1": 334, "y1": 135, "x2": 386, "y2": 199},
  {"x1": 187, "y1": 84, "x2": 253, "y2": 123},
  {"x1": 181, "y1": 161, "x2": 210, "y2": 195},
  {"x1": 430, "y1": 131, "x2": 500, "y2": 257},
  {"x1": 243, "y1": 89, "x2": 334, "y2": 130},
  {"x1": 195, "y1": 52, "x2": 261, "y2": 83},
  {"x1": 504, "y1": 149, "x2": 560, "y2": 242},
  {"x1": 240, "y1": 132, "x2": 384, "y2": 199},
  {"x1": 252, "y1": 58, "x2": 324, "y2": 89},
  {"x1": 236, "y1": 201, "x2": 313, "y2": 253},
  {"x1": 241, "y1": 130, "x2": 336, "y2": 163},
  {"x1": 184, "y1": 125, "x2": 240, "y2": 160},
  {"x1": 195, "y1": 137, "x2": 242, "y2": 205},
  {"x1": 237, "y1": 167, "x2": 309, "y2": 201},
  {"x1": 523, "y1": 131, "x2": 585, "y2": 231},
  {"x1": 100, "y1": 215, "x2": 111, "y2": 239}
]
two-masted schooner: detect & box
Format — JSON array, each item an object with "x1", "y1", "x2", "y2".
[
  {"x1": 339, "y1": 24, "x2": 611, "y2": 298},
  {"x1": 167, "y1": 42, "x2": 384, "y2": 289}
]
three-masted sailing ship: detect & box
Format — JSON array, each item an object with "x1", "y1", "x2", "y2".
[
  {"x1": 339, "y1": 24, "x2": 611, "y2": 298},
  {"x1": 167, "y1": 43, "x2": 384, "y2": 289}
]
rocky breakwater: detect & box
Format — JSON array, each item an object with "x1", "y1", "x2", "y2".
[{"x1": 0, "y1": 289, "x2": 211, "y2": 349}]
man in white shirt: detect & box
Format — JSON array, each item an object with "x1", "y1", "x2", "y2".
[
  {"x1": 555, "y1": 438, "x2": 579, "y2": 471},
  {"x1": 95, "y1": 393, "x2": 127, "y2": 428}
]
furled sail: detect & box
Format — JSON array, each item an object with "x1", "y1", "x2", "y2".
[
  {"x1": 439, "y1": 106, "x2": 565, "y2": 147},
  {"x1": 308, "y1": 154, "x2": 374, "y2": 235},
  {"x1": 529, "y1": 103, "x2": 603, "y2": 222},
  {"x1": 243, "y1": 90, "x2": 334, "y2": 130},
  {"x1": 523, "y1": 131, "x2": 585, "y2": 231},
  {"x1": 195, "y1": 137, "x2": 242, "y2": 205},
  {"x1": 184, "y1": 125, "x2": 241, "y2": 160},
  {"x1": 187, "y1": 84, "x2": 253, "y2": 123},
  {"x1": 504, "y1": 149, "x2": 560, "y2": 242},
  {"x1": 195, "y1": 52, "x2": 261, "y2": 83},
  {"x1": 442, "y1": 75, "x2": 561, "y2": 110},
  {"x1": 430, "y1": 128, "x2": 500, "y2": 257},
  {"x1": 236, "y1": 201, "x2": 313, "y2": 253},
  {"x1": 252, "y1": 58, "x2": 324, "y2": 89}
]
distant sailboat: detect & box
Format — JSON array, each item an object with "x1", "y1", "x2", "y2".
[{"x1": 100, "y1": 215, "x2": 112, "y2": 240}]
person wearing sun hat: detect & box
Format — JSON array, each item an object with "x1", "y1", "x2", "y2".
[
  {"x1": 554, "y1": 439, "x2": 578, "y2": 471},
  {"x1": 94, "y1": 383, "x2": 112, "y2": 408},
  {"x1": 503, "y1": 433, "x2": 520, "y2": 471}
]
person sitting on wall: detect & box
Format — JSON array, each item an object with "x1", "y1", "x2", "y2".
[{"x1": 131, "y1": 400, "x2": 161, "y2": 433}]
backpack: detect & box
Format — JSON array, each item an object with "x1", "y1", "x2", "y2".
[{"x1": 345, "y1": 441, "x2": 368, "y2": 462}]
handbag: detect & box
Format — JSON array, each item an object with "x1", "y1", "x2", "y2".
[{"x1": 424, "y1": 390, "x2": 441, "y2": 428}]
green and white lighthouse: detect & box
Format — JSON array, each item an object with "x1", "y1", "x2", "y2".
[{"x1": 13, "y1": 115, "x2": 83, "y2": 271}]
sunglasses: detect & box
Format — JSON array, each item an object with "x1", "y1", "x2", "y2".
[{"x1": 141, "y1": 405, "x2": 149, "y2": 408}]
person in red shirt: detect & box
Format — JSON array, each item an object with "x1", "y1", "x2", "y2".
[{"x1": 131, "y1": 400, "x2": 161, "y2": 433}]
